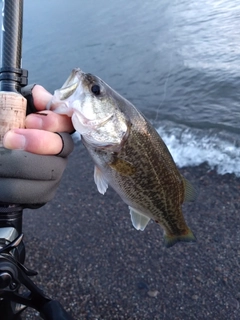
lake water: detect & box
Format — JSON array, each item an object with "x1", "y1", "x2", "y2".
[{"x1": 3, "y1": 0, "x2": 240, "y2": 175}]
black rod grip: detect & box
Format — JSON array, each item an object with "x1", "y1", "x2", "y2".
[
  {"x1": 0, "y1": 0, "x2": 27, "y2": 92},
  {"x1": 1, "y1": 0, "x2": 23, "y2": 69}
]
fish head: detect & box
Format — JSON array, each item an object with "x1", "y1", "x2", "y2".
[{"x1": 48, "y1": 68, "x2": 129, "y2": 149}]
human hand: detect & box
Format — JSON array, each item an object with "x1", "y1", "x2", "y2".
[
  {"x1": 3, "y1": 85, "x2": 74, "y2": 155},
  {"x1": 0, "y1": 85, "x2": 74, "y2": 207}
]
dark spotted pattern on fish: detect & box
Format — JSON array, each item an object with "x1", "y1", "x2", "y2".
[{"x1": 89, "y1": 115, "x2": 190, "y2": 237}]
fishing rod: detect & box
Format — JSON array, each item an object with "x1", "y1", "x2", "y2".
[{"x1": 0, "y1": 1, "x2": 75, "y2": 319}]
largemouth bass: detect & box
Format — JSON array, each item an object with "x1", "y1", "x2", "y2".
[{"x1": 48, "y1": 68, "x2": 197, "y2": 248}]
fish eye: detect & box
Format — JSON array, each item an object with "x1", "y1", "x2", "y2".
[{"x1": 91, "y1": 84, "x2": 101, "y2": 96}]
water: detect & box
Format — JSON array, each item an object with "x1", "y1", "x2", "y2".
[{"x1": 3, "y1": 0, "x2": 240, "y2": 175}]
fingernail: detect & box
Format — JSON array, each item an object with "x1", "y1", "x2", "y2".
[
  {"x1": 26, "y1": 114, "x2": 43, "y2": 129},
  {"x1": 3, "y1": 131, "x2": 26, "y2": 150},
  {"x1": 36, "y1": 112, "x2": 48, "y2": 116}
]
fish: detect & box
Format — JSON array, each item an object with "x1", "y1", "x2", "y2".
[{"x1": 48, "y1": 68, "x2": 197, "y2": 248}]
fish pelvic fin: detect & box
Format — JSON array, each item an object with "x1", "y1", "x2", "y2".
[
  {"x1": 182, "y1": 177, "x2": 197, "y2": 202},
  {"x1": 164, "y1": 228, "x2": 196, "y2": 248}
]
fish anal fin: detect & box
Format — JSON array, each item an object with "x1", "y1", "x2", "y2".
[
  {"x1": 164, "y1": 228, "x2": 196, "y2": 248},
  {"x1": 182, "y1": 177, "x2": 197, "y2": 202},
  {"x1": 129, "y1": 207, "x2": 150, "y2": 231},
  {"x1": 94, "y1": 166, "x2": 108, "y2": 195},
  {"x1": 110, "y1": 158, "x2": 136, "y2": 176}
]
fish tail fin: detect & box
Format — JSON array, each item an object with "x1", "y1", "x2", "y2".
[{"x1": 164, "y1": 228, "x2": 196, "y2": 248}]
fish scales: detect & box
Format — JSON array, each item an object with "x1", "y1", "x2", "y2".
[
  {"x1": 49, "y1": 68, "x2": 197, "y2": 248},
  {"x1": 85, "y1": 114, "x2": 187, "y2": 236}
]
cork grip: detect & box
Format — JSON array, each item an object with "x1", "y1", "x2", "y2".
[{"x1": 0, "y1": 92, "x2": 27, "y2": 146}]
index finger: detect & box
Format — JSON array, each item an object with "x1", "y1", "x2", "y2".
[
  {"x1": 32, "y1": 85, "x2": 53, "y2": 111},
  {"x1": 25, "y1": 111, "x2": 74, "y2": 133},
  {"x1": 27, "y1": 85, "x2": 74, "y2": 133}
]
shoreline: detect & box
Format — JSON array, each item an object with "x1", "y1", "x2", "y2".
[{"x1": 22, "y1": 145, "x2": 240, "y2": 319}]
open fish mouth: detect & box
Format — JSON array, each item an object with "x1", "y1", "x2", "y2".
[
  {"x1": 72, "y1": 109, "x2": 114, "y2": 135},
  {"x1": 58, "y1": 68, "x2": 83, "y2": 100},
  {"x1": 47, "y1": 68, "x2": 85, "y2": 116}
]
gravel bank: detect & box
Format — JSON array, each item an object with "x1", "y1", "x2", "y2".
[{"x1": 22, "y1": 143, "x2": 240, "y2": 319}]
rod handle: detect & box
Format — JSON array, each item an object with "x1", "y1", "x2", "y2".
[{"x1": 0, "y1": 91, "x2": 27, "y2": 146}]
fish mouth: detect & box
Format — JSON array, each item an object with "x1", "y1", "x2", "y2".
[
  {"x1": 58, "y1": 68, "x2": 85, "y2": 100},
  {"x1": 47, "y1": 68, "x2": 86, "y2": 115},
  {"x1": 72, "y1": 109, "x2": 114, "y2": 135},
  {"x1": 50, "y1": 67, "x2": 97, "y2": 104}
]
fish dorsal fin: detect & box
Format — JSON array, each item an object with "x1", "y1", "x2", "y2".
[
  {"x1": 129, "y1": 207, "x2": 150, "y2": 231},
  {"x1": 182, "y1": 177, "x2": 197, "y2": 202},
  {"x1": 94, "y1": 166, "x2": 108, "y2": 195}
]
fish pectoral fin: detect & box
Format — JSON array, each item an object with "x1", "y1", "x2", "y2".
[
  {"x1": 109, "y1": 158, "x2": 136, "y2": 176},
  {"x1": 182, "y1": 177, "x2": 197, "y2": 202},
  {"x1": 94, "y1": 166, "x2": 108, "y2": 195},
  {"x1": 129, "y1": 207, "x2": 150, "y2": 231}
]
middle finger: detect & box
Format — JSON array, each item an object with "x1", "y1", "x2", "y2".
[{"x1": 25, "y1": 110, "x2": 74, "y2": 133}]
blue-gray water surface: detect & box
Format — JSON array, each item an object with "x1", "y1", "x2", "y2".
[{"x1": 2, "y1": 0, "x2": 240, "y2": 174}]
